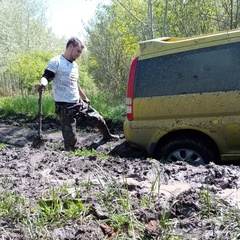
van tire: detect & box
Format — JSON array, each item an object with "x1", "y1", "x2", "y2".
[{"x1": 158, "y1": 138, "x2": 215, "y2": 165}]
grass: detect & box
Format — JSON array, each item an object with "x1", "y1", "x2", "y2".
[
  {"x1": 199, "y1": 185, "x2": 212, "y2": 218},
  {"x1": 0, "y1": 191, "x2": 27, "y2": 223},
  {"x1": 0, "y1": 143, "x2": 6, "y2": 148},
  {"x1": 37, "y1": 186, "x2": 88, "y2": 226},
  {"x1": 0, "y1": 94, "x2": 55, "y2": 118},
  {"x1": 95, "y1": 173, "x2": 145, "y2": 239},
  {"x1": 89, "y1": 92, "x2": 125, "y2": 121},
  {"x1": 0, "y1": 91, "x2": 125, "y2": 121},
  {"x1": 1, "y1": 92, "x2": 240, "y2": 239},
  {"x1": 71, "y1": 148, "x2": 109, "y2": 159},
  {"x1": 0, "y1": 167, "x2": 162, "y2": 239},
  {"x1": 0, "y1": 184, "x2": 90, "y2": 239},
  {"x1": 1, "y1": 171, "x2": 240, "y2": 239},
  {"x1": 198, "y1": 186, "x2": 240, "y2": 238}
]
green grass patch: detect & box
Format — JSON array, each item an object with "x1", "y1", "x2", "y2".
[
  {"x1": 0, "y1": 191, "x2": 27, "y2": 223},
  {"x1": 0, "y1": 186, "x2": 91, "y2": 238},
  {"x1": 1, "y1": 180, "x2": 240, "y2": 239},
  {"x1": 71, "y1": 148, "x2": 109, "y2": 159},
  {"x1": 89, "y1": 93, "x2": 125, "y2": 121},
  {"x1": 0, "y1": 91, "x2": 125, "y2": 121},
  {"x1": 37, "y1": 186, "x2": 88, "y2": 227},
  {"x1": 0, "y1": 143, "x2": 6, "y2": 148},
  {"x1": 0, "y1": 94, "x2": 55, "y2": 118}
]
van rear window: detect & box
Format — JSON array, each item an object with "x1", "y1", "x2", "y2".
[{"x1": 134, "y1": 42, "x2": 240, "y2": 98}]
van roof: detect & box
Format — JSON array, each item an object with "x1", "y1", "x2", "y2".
[{"x1": 139, "y1": 29, "x2": 240, "y2": 60}]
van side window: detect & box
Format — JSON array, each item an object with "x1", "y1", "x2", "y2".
[{"x1": 134, "y1": 42, "x2": 240, "y2": 98}]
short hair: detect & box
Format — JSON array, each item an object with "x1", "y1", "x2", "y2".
[{"x1": 66, "y1": 37, "x2": 84, "y2": 49}]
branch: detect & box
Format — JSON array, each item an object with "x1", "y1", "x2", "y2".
[{"x1": 115, "y1": 0, "x2": 147, "y2": 27}]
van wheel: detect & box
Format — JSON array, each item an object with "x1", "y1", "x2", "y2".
[{"x1": 158, "y1": 138, "x2": 215, "y2": 165}]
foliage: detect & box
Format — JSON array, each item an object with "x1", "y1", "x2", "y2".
[
  {"x1": 166, "y1": 0, "x2": 220, "y2": 37},
  {"x1": 2, "y1": 0, "x2": 240, "y2": 107},
  {"x1": 71, "y1": 148, "x2": 109, "y2": 159},
  {"x1": 0, "y1": 191, "x2": 27, "y2": 223},
  {"x1": 1, "y1": 164, "x2": 240, "y2": 238},
  {"x1": 85, "y1": 0, "x2": 240, "y2": 101},
  {"x1": 4, "y1": 50, "x2": 98, "y2": 97},
  {"x1": 38, "y1": 186, "x2": 88, "y2": 226},
  {"x1": 0, "y1": 94, "x2": 55, "y2": 118},
  {"x1": 0, "y1": 143, "x2": 6, "y2": 148},
  {"x1": 85, "y1": 1, "x2": 141, "y2": 100},
  {"x1": 76, "y1": 54, "x2": 99, "y2": 96},
  {"x1": 8, "y1": 52, "x2": 55, "y2": 95},
  {"x1": 89, "y1": 92, "x2": 125, "y2": 121},
  {"x1": 0, "y1": 0, "x2": 66, "y2": 97},
  {"x1": 0, "y1": 93, "x2": 125, "y2": 121},
  {"x1": 0, "y1": 0, "x2": 65, "y2": 60},
  {"x1": 0, "y1": 187, "x2": 89, "y2": 238}
]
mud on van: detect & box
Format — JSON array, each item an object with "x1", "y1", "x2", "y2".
[{"x1": 124, "y1": 30, "x2": 240, "y2": 164}]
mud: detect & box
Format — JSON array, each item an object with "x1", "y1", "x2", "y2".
[{"x1": 1, "y1": 116, "x2": 240, "y2": 239}]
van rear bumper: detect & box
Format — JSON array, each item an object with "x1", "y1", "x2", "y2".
[{"x1": 124, "y1": 120, "x2": 159, "y2": 155}]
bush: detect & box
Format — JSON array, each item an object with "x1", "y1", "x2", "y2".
[{"x1": 8, "y1": 51, "x2": 55, "y2": 96}]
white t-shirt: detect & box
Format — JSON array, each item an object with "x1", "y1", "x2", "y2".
[{"x1": 46, "y1": 54, "x2": 80, "y2": 103}]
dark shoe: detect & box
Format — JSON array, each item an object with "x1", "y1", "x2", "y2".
[
  {"x1": 93, "y1": 134, "x2": 119, "y2": 146},
  {"x1": 102, "y1": 134, "x2": 119, "y2": 141},
  {"x1": 64, "y1": 146, "x2": 76, "y2": 151}
]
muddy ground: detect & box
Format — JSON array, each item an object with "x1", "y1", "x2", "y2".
[{"x1": 1, "y1": 116, "x2": 240, "y2": 240}]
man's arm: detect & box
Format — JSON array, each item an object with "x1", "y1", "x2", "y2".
[
  {"x1": 78, "y1": 85, "x2": 90, "y2": 104},
  {"x1": 37, "y1": 70, "x2": 55, "y2": 92}
]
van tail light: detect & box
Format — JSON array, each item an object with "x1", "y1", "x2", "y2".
[{"x1": 126, "y1": 57, "x2": 138, "y2": 121}]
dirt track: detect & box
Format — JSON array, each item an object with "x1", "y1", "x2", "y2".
[{"x1": 1, "y1": 116, "x2": 240, "y2": 239}]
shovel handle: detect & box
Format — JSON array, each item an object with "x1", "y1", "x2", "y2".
[{"x1": 38, "y1": 91, "x2": 43, "y2": 136}]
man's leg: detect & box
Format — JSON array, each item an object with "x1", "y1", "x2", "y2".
[
  {"x1": 56, "y1": 104, "x2": 77, "y2": 151},
  {"x1": 85, "y1": 104, "x2": 119, "y2": 140},
  {"x1": 61, "y1": 115, "x2": 77, "y2": 151}
]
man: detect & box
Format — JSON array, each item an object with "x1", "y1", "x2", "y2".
[{"x1": 37, "y1": 37, "x2": 118, "y2": 151}]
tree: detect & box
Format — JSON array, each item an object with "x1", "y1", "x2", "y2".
[
  {"x1": 163, "y1": 0, "x2": 168, "y2": 36},
  {"x1": 219, "y1": 0, "x2": 240, "y2": 29},
  {"x1": 0, "y1": 0, "x2": 67, "y2": 95},
  {"x1": 0, "y1": 0, "x2": 65, "y2": 67},
  {"x1": 85, "y1": 0, "x2": 240, "y2": 100},
  {"x1": 85, "y1": 2, "x2": 141, "y2": 99},
  {"x1": 9, "y1": 52, "x2": 54, "y2": 96}
]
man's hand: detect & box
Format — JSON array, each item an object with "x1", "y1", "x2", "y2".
[
  {"x1": 36, "y1": 77, "x2": 48, "y2": 92},
  {"x1": 35, "y1": 84, "x2": 45, "y2": 93},
  {"x1": 83, "y1": 97, "x2": 90, "y2": 104}
]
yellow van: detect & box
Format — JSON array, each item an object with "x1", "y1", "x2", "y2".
[{"x1": 124, "y1": 30, "x2": 240, "y2": 164}]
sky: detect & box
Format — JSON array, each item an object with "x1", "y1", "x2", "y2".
[{"x1": 46, "y1": 0, "x2": 107, "y2": 39}]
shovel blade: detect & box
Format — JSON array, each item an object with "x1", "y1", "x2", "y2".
[{"x1": 32, "y1": 134, "x2": 45, "y2": 149}]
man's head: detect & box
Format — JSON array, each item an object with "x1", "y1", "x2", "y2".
[{"x1": 65, "y1": 37, "x2": 84, "y2": 61}]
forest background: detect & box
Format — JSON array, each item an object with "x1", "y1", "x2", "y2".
[{"x1": 0, "y1": 0, "x2": 239, "y2": 115}]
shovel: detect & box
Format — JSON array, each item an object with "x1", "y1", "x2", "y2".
[{"x1": 32, "y1": 90, "x2": 44, "y2": 148}]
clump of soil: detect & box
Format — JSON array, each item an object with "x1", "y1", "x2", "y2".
[{"x1": 1, "y1": 116, "x2": 240, "y2": 239}]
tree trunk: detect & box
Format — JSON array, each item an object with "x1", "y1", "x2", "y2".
[
  {"x1": 163, "y1": 0, "x2": 168, "y2": 36},
  {"x1": 148, "y1": 0, "x2": 154, "y2": 39}
]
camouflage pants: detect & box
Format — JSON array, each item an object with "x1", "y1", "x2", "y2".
[{"x1": 55, "y1": 100, "x2": 104, "y2": 151}]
